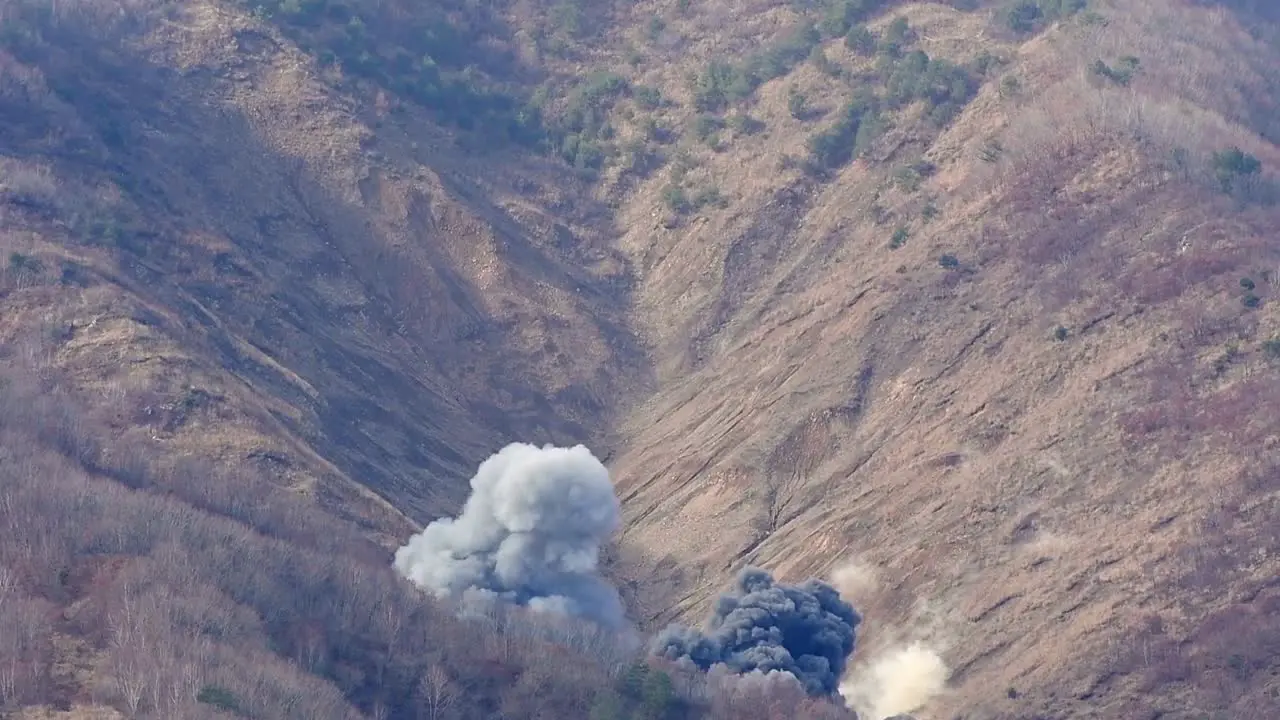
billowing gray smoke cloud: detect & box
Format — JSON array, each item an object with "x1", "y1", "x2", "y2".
[
  {"x1": 393, "y1": 443, "x2": 626, "y2": 628},
  {"x1": 651, "y1": 567, "x2": 860, "y2": 696}
]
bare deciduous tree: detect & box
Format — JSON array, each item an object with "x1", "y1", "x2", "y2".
[
  {"x1": 109, "y1": 645, "x2": 149, "y2": 716},
  {"x1": 416, "y1": 663, "x2": 460, "y2": 720}
]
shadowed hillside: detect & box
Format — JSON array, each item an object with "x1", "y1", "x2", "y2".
[
  {"x1": 2, "y1": 0, "x2": 1279, "y2": 718},
  {"x1": 0, "y1": 0, "x2": 647, "y2": 527}
]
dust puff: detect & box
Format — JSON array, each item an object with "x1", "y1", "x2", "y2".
[{"x1": 841, "y1": 642, "x2": 949, "y2": 719}]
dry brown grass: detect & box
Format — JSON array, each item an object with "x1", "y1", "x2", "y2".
[
  {"x1": 14, "y1": 707, "x2": 124, "y2": 720},
  {"x1": 2, "y1": 0, "x2": 1279, "y2": 718},
  {"x1": 605, "y1": 1, "x2": 1280, "y2": 718},
  {"x1": 1, "y1": 0, "x2": 648, "y2": 527}
]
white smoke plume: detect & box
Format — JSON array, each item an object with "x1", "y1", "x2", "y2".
[
  {"x1": 829, "y1": 558, "x2": 879, "y2": 604},
  {"x1": 841, "y1": 643, "x2": 949, "y2": 720},
  {"x1": 393, "y1": 442, "x2": 626, "y2": 628},
  {"x1": 828, "y1": 559, "x2": 951, "y2": 719}
]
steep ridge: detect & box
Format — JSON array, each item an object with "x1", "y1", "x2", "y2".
[
  {"x1": 1, "y1": 0, "x2": 1279, "y2": 718},
  {"x1": 0, "y1": 0, "x2": 646, "y2": 529},
  {"x1": 610, "y1": 1, "x2": 1280, "y2": 717}
]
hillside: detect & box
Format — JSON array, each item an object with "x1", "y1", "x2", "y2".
[
  {"x1": 0, "y1": 0, "x2": 652, "y2": 528},
  {"x1": 608, "y1": 1, "x2": 1280, "y2": 718},
  {"x1": 1, "y1": 0, "x2": 1279, "y2": 718}
]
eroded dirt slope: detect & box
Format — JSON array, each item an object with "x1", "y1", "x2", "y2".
[
  {"x1": 1, "y1": 0, "x2": 645, "y2": 532},
  {"x1": 3, "y1": 0, "x2": 1280, "y2": 718},
  {"x1": 608, "y1": 1, "x2": 1280, "y2": 718}
]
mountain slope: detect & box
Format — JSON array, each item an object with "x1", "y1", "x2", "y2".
[
  {"x1": 1, "y1": 0, "x2": 646, "y2": 528},
  {"x1": 608, "y1": 1, "x2": 1280, "y2": 717},
  {"x1": 2, "y1": 0, "x2": 1279, "y2": 718}
]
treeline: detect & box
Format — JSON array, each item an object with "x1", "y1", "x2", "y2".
[
  {"x1": 804, "y1": 14, "x2": 982, "y2": 173},
  {"x1": 0, "y1": 345, "x2": 859, "y2": 719},
  {"x1": 237, "y1": 0, "x2": 547, "y2": 146}
]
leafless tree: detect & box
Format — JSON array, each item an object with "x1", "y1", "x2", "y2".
[
  {"x1": 109, "y1": 645, "x2": 150, "y2": 716},
  {"x1": 416, "y1": 663, "x2": 460, "y2": 720},
  {"x1": 293, "y1": 620, "x2": 328, "y2": 673}
]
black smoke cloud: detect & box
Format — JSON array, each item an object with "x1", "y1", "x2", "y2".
[
  {"x1": 651, "y1": 567, "x2": 860, "y2": 696},
  {"x1": 393, "y1": 443, "x2": 626, "y2": 628}
]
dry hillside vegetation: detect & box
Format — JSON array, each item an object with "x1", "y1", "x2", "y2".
[
  {"x1": 0, "y1": 355, "x2": 860, "y2": 720},
  {"x1": 607, "y1": 1, "x2": 1280, "y2": 718},
  {"x1": 0, "y1": 0, "x2": 647, "y2": 526},
  {"x1": 1, "y1": 0, "x2": 1279, "y2": 718}
]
